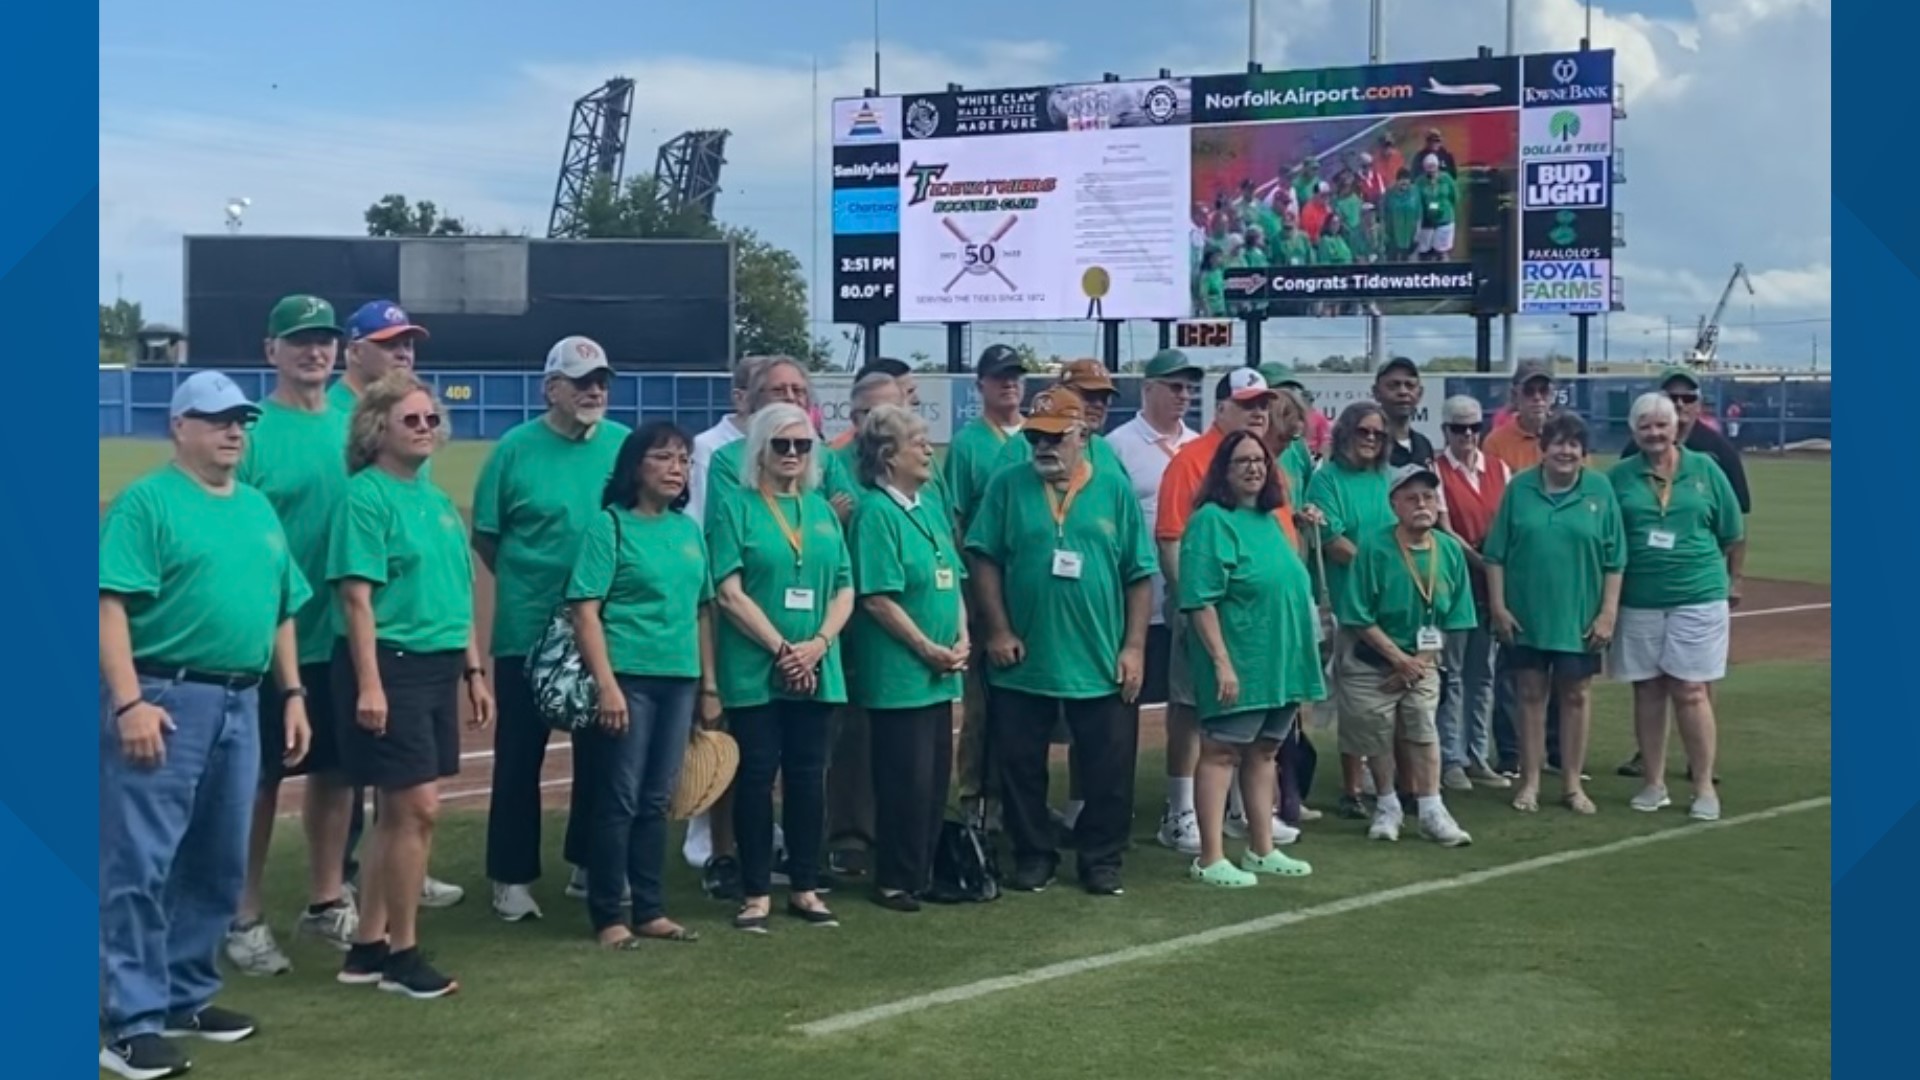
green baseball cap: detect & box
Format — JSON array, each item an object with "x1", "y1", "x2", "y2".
[
  {"x1": 1257, "y1": 362, "x2": 1291, "y2": 387},
  {"x1": 1143, "y1": 348, "x2": 1203, "y2": 380},
  {"x1": 267, "y1": 295, "x2": 345, "y2": 339},
  {"x1": 1658, "y1": 365, "x2": 1701, "y2": 390}
]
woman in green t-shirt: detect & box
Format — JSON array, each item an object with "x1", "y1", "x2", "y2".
[
  {"x1": 565, "y1": 421, "x2": 722, "y2": 948},
  {"x1": 328, "y1": 372, "x2": 493, "y2": 1000},
  {"x1": 1484, "y1": 412, "x2": 1626, "y2": 816},
  {"x1": 1179, "y1": 431, "x2": 1322, "y2": 888},
  {"x1": 709, "y1": 402, "x2": 855, "y2": 931},
  {"x1": 845, "y1": 405, "x2": 970, "y2": 912}
]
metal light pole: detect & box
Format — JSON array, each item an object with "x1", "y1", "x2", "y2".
[
  {"x1": 1249, "y1": 0, "x2": 1259, "y2": 67},
  {"x1": 1501, "y1": 0, "x2": 1517, "y2": 371},
  {"x1": 1367, "y1": 0, "x2": 1386, "y2": 367}
]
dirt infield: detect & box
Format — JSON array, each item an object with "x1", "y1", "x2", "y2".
[{"x1": 269, "y1": 563, "x2": 1828, "y2": 818}]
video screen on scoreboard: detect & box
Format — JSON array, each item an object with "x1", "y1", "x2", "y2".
[{"x1": 831, "y1": 50, "x2": 1615, "y2": 326}]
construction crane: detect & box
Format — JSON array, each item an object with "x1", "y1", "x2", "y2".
[{"x1": 1686, "y1": 262, "x2": 1755, "y2": 366}]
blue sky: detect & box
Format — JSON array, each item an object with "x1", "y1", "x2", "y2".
[{"x1": 99, "y1": 0, "x2": 1832, "y2": 370}]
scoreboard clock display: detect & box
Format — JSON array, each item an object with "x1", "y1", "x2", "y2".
[{"x1": 1175, "y1": 320, "x2": 1234, "y2": 350}]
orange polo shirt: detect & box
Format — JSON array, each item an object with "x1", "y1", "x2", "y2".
[
  {"x1": 1482, "y1": 420, "x2": 1543, "y2": 473},
  {"x1": 1155, "y1": 427, "x2": 1300, "y2": 548}
]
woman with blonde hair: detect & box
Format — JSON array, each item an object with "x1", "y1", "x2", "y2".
[
  {"x1": 844, "y1": 404, "x2": 968, "y2": 911},
  {"x1": 328, "y1": 372, "x2": 493, "y2": 999},
  {"x1": 1608, "y1": 392, "x2": 1745, "y2": 821},
  {"x1": 709, "y1": 402, "x2": 855, "y2": 931}
]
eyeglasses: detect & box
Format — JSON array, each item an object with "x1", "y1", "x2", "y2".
[
  {"x1": 1152, "y1": 380, "x2": 1201, "y2": 397},
  {"x1": 771, "y1": 437, "x2": 813, "y2": 457},
  {"x1": 400, "y1": 412, "x2": 441, "y2": 431},
  {"x1": 1230, "y1": 456, "x2": 1269, "y2": 471},
  {"x1": 644, "y1": 449, "x2": 690, "y2": 467},
  {"x1": 1355, "y1": 427, "x2": 1387, "y2": 441},
  {"x1": 1668, "y1": 392, "x2": 1700, "y2": 406},
  {"x1": 186, "y1": 411, "x2": 258, "y2": 431}
]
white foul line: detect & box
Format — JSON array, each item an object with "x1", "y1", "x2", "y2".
[
  {"x1": 1731, "y1": 602, "x2": 1829, "y2": 619},
  {"x1": 793, "y1": 795, "x2": 1832, "y2": 1039}
]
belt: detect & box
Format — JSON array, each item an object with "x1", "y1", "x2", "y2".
[{"x1": 133, "y1": 661, "x2": 264, "y2": 691}]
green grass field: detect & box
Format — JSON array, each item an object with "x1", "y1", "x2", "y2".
[{"x1": 97, "y1": 438, "x2": 1832, "y2": 1080}]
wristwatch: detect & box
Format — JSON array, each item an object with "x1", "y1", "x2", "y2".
[{"x1": 282, "y1": 686, "x2": 308, "y2": 702}]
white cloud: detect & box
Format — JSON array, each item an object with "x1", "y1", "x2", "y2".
[{"x1": 100, "y1": 1, "x2": 1831, "y2": 370}]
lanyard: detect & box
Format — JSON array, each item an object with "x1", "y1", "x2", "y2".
[
  {"x1": 759, "y1": 488, "x2": 805, "y2": 567},
  {"x1": 1042, "y1": 463, "x2": 1092, "y2": 540},
  {"x1": 1396, "y1": 534, "x2": 1440, "y2": 619},
  {"x1": 897, "y1": 499, "x2": 947, "y2": 564}
]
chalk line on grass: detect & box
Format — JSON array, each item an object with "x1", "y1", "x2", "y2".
[
  {"x1": 794, "y1": 795, "x2": 1832, "y2": 1039},
  {"x1": 1731, "y1": 602, "x2": 1830, "y2": 619}
]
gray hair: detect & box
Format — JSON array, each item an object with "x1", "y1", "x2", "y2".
[
  {"x1": 850, "y1": 371, "x2": 899, "y2": 411},
  {"x1": 744, "y1": 356, "x2": 810, "y2": 412},
  {"x1": 854, "y1": 403, "x2": 926, "y2": 488},
  {"x1": 732, "y1": 354, "x2": 776, "y2": 393},
  {"x1": 739, "y1": 402, "x2": 822, "y2": 493},
  {"x1": 1330, "y1": 400, "x2": 1389, "y2": 470},
  {"x1": 1629, "y1": 391, "x2": 1678, "y2": 431}
]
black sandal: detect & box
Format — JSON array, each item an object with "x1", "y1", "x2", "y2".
[
  {"x1": 599, "y1": 934, "x2": 645, "y2": 951},
  {"x1": 733, "y1": 906, "x2": 770, "y2": 934},
  {"x1": 786, "y1": 900, "x2": 840, "y2": 927},
  {"x1": 634, "y1": 920, "x2": 701, "y2": 943}
]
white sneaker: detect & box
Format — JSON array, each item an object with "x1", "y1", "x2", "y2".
[
  {"x1": 682, "y1": 812, "x2": 714, "y2": 869},
  {"x1": 1271, "y1": 815, "x2": 1301, "y2": 846},
  {"x1": 1367, "y1": 802, "x2": 1403, "y2": 842},
  {"x1": 295, "y1": 898, "x2": 358, "y2": 951},
  {"x1": 223, "y1": 921, "x2": 291, "y2": 976},
  {"x1": 1441, "y1": 765, "x2": 1473, "y2": 792},
  {"x1": 493, "y1": 882, "x2": 544, "y2": 921},
  {"x1": 1419, "y1": 804, "x2": 1473, "y2": 847},
  {"x1": 1156, "y1": 809, "x2": 1201, "y2": 855},
  {"x1": 1223, "y1": 810, "x2": 1250, "y2": 840},
  {"x1": 1630, "y1": 785, "x2": 1672, "y2": 813},
  {"x1": 420, "y1": 876, "x2": 465, "y2": 908},
  {"x1": 1689, "y1": 794, "x2": 1722, "y2": 822}
]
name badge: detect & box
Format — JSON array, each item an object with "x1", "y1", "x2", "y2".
[
  {"x1": 1051, "y1": 550, "x2": 1083, "y2": 580},
  {"x1": 784, "y1": 587, "x2": 816, "y2": 611},
  {"x1": 1416, "y1": 626, "x2": 1445, "y2": 653},
  {"x1": 1647, "y1": 529, "x2": 1677, "y2": 551},
  {"x1": 933, "y1": 567, "x2": 956, "y2": 592}
]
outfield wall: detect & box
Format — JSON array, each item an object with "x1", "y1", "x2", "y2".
[{"x1": 99, "y1": 367, "x2": 1831, "y2": 453}]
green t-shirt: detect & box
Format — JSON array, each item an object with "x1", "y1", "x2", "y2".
[
  {"x1": 1417, "y1": 174, "x2": 1458, "y2": 228},
  {"x1": 1483, "y1": 468, "x2": 1627, "y2": 654},
  {"x1": 1198, "y1": 269, "x2": 1228, "y2": 316},
  {"x1": 705, "y1": 437, "x2": 858, "y2": 521},
  {"x1": 944, "y1": 416, "x2": 1027, "y2": 533},
  {"x1": 327, "y1": 466, "x2": 474, "y2": 653},
  {"x1": 564, "y1": 506, "x2": 712, "y2": 679},
  {"x1": 236, "y1": 398, "x2": 351, "y2": 665},
  {"x1": 1608, "y1": 449, "x2": 1745, "y2": 610},
  {"x1": 1178, "y1": 504, "x2": 1327, "y2": 719},
  {"x1": 1384, "y1": 187, "x2": 1421, "y2": 249},
  {"x1": 99, "y1": 465, "x2": 311, "y2": 675},
  {"x1": 846, "y1": 485, "x2": 967, "y2": 711},
  {"x1": 1316, "y1": 235, "x2": 1354, "y2": 265},
  {"x1": 472, "y1": 417, "x2": 632, "y2": 658},
  {"x1": 1304, "y1": 460, "x2": 1393, "y2": 606},
  {"x1": 963, "y1": 462, "x2": 1158, "y2": 699},
  {"x1": 1337, "y1": 525, "x2": 1478, "y2": 654},
  {"x1": 1275, "y1": 233, "x2": 1314, "y2": 266},
  {"x1": 1334, "y1": 193, "x2": 1365, "y2": 233},
  {"x1": 327, "y1": 379, "x2": 432, "y2": 484},
  {"x1": 706, "y1": 488, "x2": 854, "y2": 708},
  {"x1": 1278, "y1": 439, "x2": 1314, "y2": 506}
]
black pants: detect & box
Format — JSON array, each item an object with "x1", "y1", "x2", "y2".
[
  {"x1": 581, "y1": 676, "x2": 696, "y2": 931},
  {"x1": 486, "y1": 659, "x2": 591, "y2": 885},
  {"x1": 993, "y1": 689, "x2": 1137, "y2": 877},
  {"x1": 868, "y1": 704, "x2": 953, "y2": 895},
  {"x1": 731, "y1": 699, "x2": 833, "y2": 898}
]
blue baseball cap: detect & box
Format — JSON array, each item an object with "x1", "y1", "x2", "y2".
[{"x1": 346, "y1": 300, "x2": 430, "y2": 343}]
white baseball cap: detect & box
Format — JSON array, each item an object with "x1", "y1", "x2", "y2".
[
  {"x1": 1216, "y1": 367, "x2": 1278, "y2": 404},
  {"x1": 169, "y1": 371, "x2": 259, "y2": 421},
  {"x1": 544, "y1": 336, "x2": 612, "y2": 379}
]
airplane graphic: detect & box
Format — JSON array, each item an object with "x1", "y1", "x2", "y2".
[{"x1": 1425, "y1": 76, "x2": 1502, "y2": 97}]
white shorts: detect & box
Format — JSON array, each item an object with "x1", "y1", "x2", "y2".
[
  {"x1": 1610, "y1": 602, "x2": 1730, "y2": 684},
  {"x1": 1416, "y1": 223, "x2": 1456, "y2": 254}
]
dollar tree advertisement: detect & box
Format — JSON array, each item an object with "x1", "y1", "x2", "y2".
[{"x1": 1517, "y1": 51, "x2": 1616, "y2": 315}]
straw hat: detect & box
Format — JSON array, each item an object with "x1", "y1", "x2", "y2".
[{"x1": 669, "y1": 728, "x2": 739, "y2": 821}]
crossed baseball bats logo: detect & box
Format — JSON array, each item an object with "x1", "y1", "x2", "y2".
[{"x1": 941, "y1": 214, "x2": 1020, "y2": 293}]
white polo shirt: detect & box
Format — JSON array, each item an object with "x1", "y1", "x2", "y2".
[
  {"x1": 1108, "y1": 413, "x2": 1202, "y2": 626},
  {"x1": 687, "y1": 415, "x2": 745, "y2": 526}
]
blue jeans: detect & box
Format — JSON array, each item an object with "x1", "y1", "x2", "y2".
[
  {"x1": 1492, "y1": 648, "x2": 1562, "y2": 770},
  {"x1": 1439, "y1": 622, "x2": 1497, "y2": 770},
  {"x1": 100, "y1": 677, "x2": 259, "y2": 1040},
  {"x1": 581, "y1": 676, "x2": 696, "y2": 930}
]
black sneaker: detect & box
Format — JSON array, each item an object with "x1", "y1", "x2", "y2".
[
  {"x1": 337, "y1": 940, "x2": 389, "y2": 986},
  {"x1": 703, "y1": 855, "x2": 744, "y2": 902},
  {"x1": 1336, "y1": 794, "x2": 1370, "y2": 820},
  {"x1": 1616, "y1": 753, "x2": 1644, "y2": 778},
  {"x1": 1007, "y1": 859, "x2": 1056, "y2": 893},
  {"x1": 99, "y1": 1034, "x2": 189, "y2": 1080},
  {"x1": 163, "y1": 1004, "x2": 256, "y2": 1043},
  {"x1": 378, "y1": 947, "x2": 459, "y2": 1000},
  {"x1": 1081, "y1": 866, "x2": 1124, "y2": 897}
]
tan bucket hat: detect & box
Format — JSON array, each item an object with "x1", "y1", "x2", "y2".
[{"x1": 669, "y1": 728, "x2": 740, "y2": 821}]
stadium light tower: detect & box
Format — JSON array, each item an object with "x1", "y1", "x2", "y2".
[{"x1": 223, "y1": 197, "x2": 251, "y2": 234}]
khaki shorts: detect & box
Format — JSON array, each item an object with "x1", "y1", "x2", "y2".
[
  {"x1": 1334, "y1": 648, "x2": 1440, "y2": 758},
  {"x1": 1166, "y1": 605, "x2": 1197, "y2": 709}
]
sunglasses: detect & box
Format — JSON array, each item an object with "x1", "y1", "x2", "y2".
[
  {"x1": 1444, "y1": 423, "x2": 1481, "y2": 436},
  {"x1": 1355, "y1": 427, "x2": 1387, "y2": 441},
  {"x1": 771, "y1": 437, "x2": 813, "y2": 457},
  {"x1": 1024, "y1": 430, "x2": 1065, "y2": 448},
  {"x1": 1668, "y1": 392, "x2": 1700, "y2": 405},
  {"x1": 570, "y1": 371, "x2": 612, "y2": 392},
  {"x1": 400, "y1": 412, "x2": 442, "y2": 432},
  {"x1": 186, "y1": 411, "x2": 258, "y2": 431}
]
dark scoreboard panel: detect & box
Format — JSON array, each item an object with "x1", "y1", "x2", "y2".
[{"x1": 183, "y1": 235, "x2": 735, "y2": 371}]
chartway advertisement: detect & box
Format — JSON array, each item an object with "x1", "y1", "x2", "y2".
[{"x1": 894, "y1": 129, "x2": 1192, "y2": 322}]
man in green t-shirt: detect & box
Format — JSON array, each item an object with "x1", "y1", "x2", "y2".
[
  {"x1": 99, "y1": 371, "x2": 311, "y2": 1079},
  {"x1": 223, "y1": 295, "x2": 363, "y2": 979},
  {"x1": 1334, "y1": 465, "x2": 1476, "y2": 848},
  {"x1": 471, "y1": 335, "x2": 632, "y2": 922},
  {"x1": 964, "y1": 386, "x2": 1158, "y2": 897}
]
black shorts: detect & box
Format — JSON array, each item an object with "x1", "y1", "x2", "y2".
[
  {"x1": 1504, "y1": 644, "x2": 1603, "y2": 682},
  {"x1": 1140, "y1": 623, "x2": 1172, "y2": 707},
  {"x1": 259, "y1": 661, "x2": 343, "y2": 784},
  {"x1": 331, "y1": 640, "x2": 465, "y2": 792}
]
